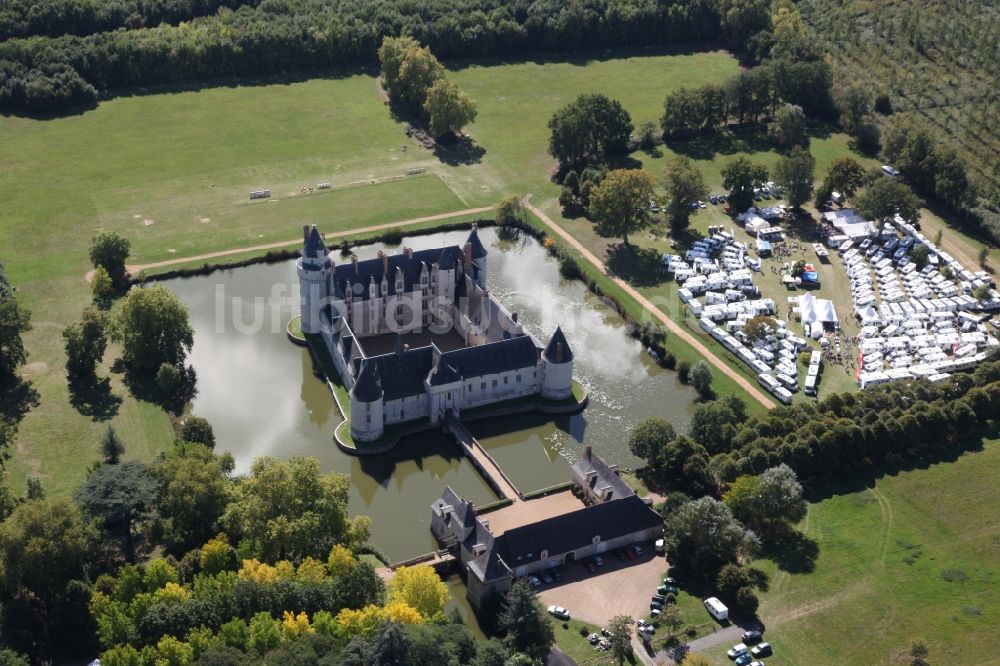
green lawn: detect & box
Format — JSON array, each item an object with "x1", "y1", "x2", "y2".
[{"x1": 695, "y1": 437, "x2": 1000, "y2": 666}]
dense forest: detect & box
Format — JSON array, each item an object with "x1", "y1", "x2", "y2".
[{"x1": 0, "y1": 0, "x2": 725, "y2": 112}]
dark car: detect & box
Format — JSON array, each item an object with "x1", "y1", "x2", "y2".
[
  {"x1": 651, "y1": 594, "x2": 667, "y2": 605},
  {"x1": 650, "y1": 601, "x2": 663, "y2": 611},
  {"x1": 751, "y1": 643, "x2": 773, "y2": 658},
  {"x1": 741, "y1": 630, "x2": 762, "y2": 645},
  {"x1": 585, "y1": 561, "x2": 598, "y2": 574}
]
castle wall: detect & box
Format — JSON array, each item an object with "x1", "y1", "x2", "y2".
[
  {"x1": 541, "y1": 359, "x2": 573, "y2": 400},
  {"x1": 459, "y1": 366, "x2": 541, "y2": 409},
  {"x1": 383, "y1": 393, "x2": 430, "y2": 425}
]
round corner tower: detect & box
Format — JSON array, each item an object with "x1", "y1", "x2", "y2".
[
  {"x1": 541, "y1": 325, "x2": 574, "y2": 400},
  {"x1": 297, "y1": 224, "x2": 332, "y2": 335}
]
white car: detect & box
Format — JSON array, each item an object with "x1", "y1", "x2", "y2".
[
  {"x1": 727, "y1": 643, "x2": 748, "y2": 659},
  {"x1": 547, "y1": 605, "x2": 570, "y2": 620}
]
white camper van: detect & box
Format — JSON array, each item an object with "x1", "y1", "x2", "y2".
[{"x1": 704, "y1": 597, "x2": 729, "y2": 621}]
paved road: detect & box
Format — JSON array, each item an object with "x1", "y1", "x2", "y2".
[
  {"x1": 523, "y1": 197, "x2": 776, "y2": 410},
  {"x1": 124, "y1": 205, "x2": 495, "y2": 273}
]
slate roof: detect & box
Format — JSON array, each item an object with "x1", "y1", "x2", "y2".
[
  {"x1": 428, "y1": 361, "x2": 462, "y2": 387},
  {"x1": 435, "y1": 335, "x2": 539, "y2": 380},
  {"x1": 543, "y1": 326, "x2": 573, "y2": 363},
  {"x1": 467, "y1": 227, "x2": 488, "y2": 259},
  {"x1": 571, "y1": 449, "x2": 634, "y2": 502},
  {"x1": 351, "y1": 360, "x2": 383, "y2": 402},
  {"x1": 358, "y1": 345, "x2": 436, "y2": 401},
  {"x1": 494, "y1": 495, "x2": 661, "y2": 567},
  {"x1": 303, "y1": 225, "x2": 327, "y2": 258},
  {"x1": 334, "y1": 247, "x2": 459, "y2": 300}
]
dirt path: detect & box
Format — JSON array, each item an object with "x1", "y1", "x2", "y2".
[
  {"x1": 523, "y1": 197, "x2": 776, "y2": 410},
  {"x1": 123, "y1": 205, "x2": 494, "y2": 274}
]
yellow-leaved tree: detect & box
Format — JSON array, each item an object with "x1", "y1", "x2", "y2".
[{"x1": 387, "y1": 565, "x2": 449, "y2": 620}]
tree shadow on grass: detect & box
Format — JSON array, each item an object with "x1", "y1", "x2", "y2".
[
  {"x1": 433, "y1": 136, "x2": 486, "y2": 166},
  {"x1": 606, "y1": 244, "x2": 667, "y2": 287},
  {"x1": 665, "y1": 121, "x2": 837, "y2": 161},
  {"x1": 68, "y1": 375, "x2": 122, "y2": 422},
  {"x1": 116, "y1": 360, "x2": 197, "y2": 415},
  {"x1": 0, "y1": 376, "x2": 39, "y2": 421},
  {"x1": 761, "y1": 523, "x2": 819, "y2": 574}
]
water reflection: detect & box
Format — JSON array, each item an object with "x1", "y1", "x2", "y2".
[{"x1": 164, "y1": 226, "x2": 695, "y2": 561}]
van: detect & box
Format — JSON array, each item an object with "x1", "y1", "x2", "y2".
[
  {"x1": 804, "y1": 373, "x2": 818, "y2": 395},
  {"x1": 704, "y1": 597, "x2": 729, "y2": 621}
]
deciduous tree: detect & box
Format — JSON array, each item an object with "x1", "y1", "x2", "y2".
[
  {"x1": 63, "y1": 307, "x2": 107, "y2": 378},
  {"x1": 663, "y1": 497, "x2": 759, "y2": 572},
  {"x1": 721, "y1": 157, "x2": 768, "y2": 214},
  {"x1": 590, "y1": 169, "x2": 657, "y2": 247},
  {"x1": 767, "y1": 103, "x2": 807, "y2": 148},
  {"x1": 606, "y1": 614, "x2": 633, "y2": 664},
  {"x1": 152, "y1": 442, "x2": 233, "y2": 554},
  {"x1": 689, "y1": 360, "x2": 714, "y2": 399},
  {"x1": 221, "y1": 455, "x2": 369, "y2": 562},
  {"x1": 89, "y1": 231, "x2": 131, "y2": 287},
  {"x1": 548, "y1": 94, "x2": 633, "y2": 166},
  {"x1": 387, "y1": 565, "x2": 448, "y2": 620},
  {"x1": 663, "y1": 156, "x2": 708, "y2": 234},
  {"x1": 772, "y1": 147, "x2": 815, "y2": 209},
  {"x1": 110, "y1": 285, "x2": 193, "y2": 371},
  {"x1": 424, "y1": 79, "x2": 477, "y2": 139},
  {"x1": 856, "y1": 177, "x2": 922, "y2": 223}
]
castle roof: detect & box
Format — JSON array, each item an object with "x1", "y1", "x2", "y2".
[
  {"x1": 351, "y1": 361, "x2": 382, "y2": 402},
  {"x1": 357, "y1": 345, "x2": 436, "y2": 401},
  {"x1": 494, "y1": 494, "x2": 660, "y2": 568},
  {"x1": 571, "y1": 448, "x2": 634, "y2": 502},
  {"x1": 435, "y1": 335, "x2": 539, "y2": 380},
  {"x1": 467, "y1": 227, "x2": 488, "y2": 259},
  {"x1": 543, "y1": 326, "x2": 573, "y2": 363},
  {"x1": 428, "y1": 361, "x2": 462, "y2": 387},
  {"x1": 303, "y1": 225, "x2": 326, "y2": 258},
  {"x1": 335, "y1": 247, "x2": 460, "y2": 300}
]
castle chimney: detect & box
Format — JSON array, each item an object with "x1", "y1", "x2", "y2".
[
  {"x1": 352, "y1": 255, "x2": 359, "y2": 272},
  {"x1": 303, "y1": 225, "x2": 309, "y2": 243},
  {"x1": 404, "y1": 344, "x2": 410, "y2": 351},
  {"x1": 405, "y1": 247, "x2": 413, "y2": 259},
  {"x1": 512, "y1": 312, "x2": 518, "y2": 323},
  {"x1": 464, "y1": 242, "x2": 473, "y2": 269},
  {"x1": 585, "y1": 445, "x2": 592, "y2": 460},
  {"x1": 378, "y1": 250, "x2": 388, "y2": 273}
]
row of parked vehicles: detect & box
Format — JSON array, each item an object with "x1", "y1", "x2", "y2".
[{"x1": 727, "y1": 629, "x2": 772, "y2": 666}]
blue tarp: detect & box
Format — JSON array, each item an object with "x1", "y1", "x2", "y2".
[
  {"x1": 756, "y1": 239, "x2": 772, "y2": 251},
  {"x1": 802, "y1": 271, "x2": 820, "y2": 283}
]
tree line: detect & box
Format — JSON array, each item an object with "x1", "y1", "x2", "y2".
[
  {"x1": 0, "y1": 0, "x2": 260, "y2": 41},
  {"x1": 0, "y1": 0, "x2": 727, "y2": 113},
  {"x1": 631, "y1": 359, "x2": 1000, "y2": 500}
]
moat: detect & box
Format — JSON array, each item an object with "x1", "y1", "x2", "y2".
[{"x1": 165, "y1": 226, "x2": 697, "y2": 561}]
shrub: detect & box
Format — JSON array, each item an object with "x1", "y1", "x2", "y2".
[{"x1": 677, "y1": 360, "x2": 692, "y2": 383}]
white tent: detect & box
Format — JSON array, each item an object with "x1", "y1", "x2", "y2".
[
  {"x1": 857, "y1": 304, "x2": 880, "y2": 324},
  {"x1": 799, "y1": 293, "x2": 839, "y2": 327}
]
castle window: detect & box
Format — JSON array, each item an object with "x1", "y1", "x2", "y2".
[
  {"x1": 516, "y1": 374, "x2": 522, "y2": 382},
  {"x1": 401, "y1": 409, "x2": 405, "y2": 419},
  {"x1": 366, "y1": 415, "x2": 371, "y2": 424},
  {"x1": 481, "y1": 382, "x2": 486, "y2": 390},
  {"x1": 504, "y1": 377, "x2": 508, "y2": 384},
  {"x1": 492, "y1": 380, "x2": 497, "y2": 387}
]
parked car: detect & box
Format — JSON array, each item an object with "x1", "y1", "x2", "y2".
[
  {"x1": 727, "y1": 643, "x2": 748, "y2": 659},
  {"x1": 741, "y1": 630, "x2": 762, "y2": 645},
  {"x1": 585, "y1": 561, "x2": 598, "y2": 574},
  {"x1": 735, "y1": 655, "x2": 753, "y2": 666},
  {"x1": 650, "y1": 601, "x2": 663, "y2": 611},
  {"x1": 749, "y1": 662, "x2": 766, "y2": 666},
  {"x1": 593, "y1": 555, "x2": 605, "y2": 567},
  {"x1": 547, "y1": 605, "x2": 570, "y2": 620},
  {"x1": 541, "y1": 572, "x2": 553, "y2": 585},
  {"x1": 528, "y1": 576, "x2": 541, "y2": 588},
  {"x1": 632, "y1": 545, "x2": 644, "y2": 556},
  {"x1": 751, "y1": 643, "x2": 772, "y2": 658},
  {"x1": 651, "y1": 594, "x2": 666, "y2": 605}
]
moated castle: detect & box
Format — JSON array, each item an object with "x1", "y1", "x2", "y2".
[{"x1": 297, "y1": 224, "x2": 574, "y2": 441}]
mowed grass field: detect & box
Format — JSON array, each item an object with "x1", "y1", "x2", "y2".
[{"x1": 694, "y1": 437, "x2": 1000, "y2": 666}]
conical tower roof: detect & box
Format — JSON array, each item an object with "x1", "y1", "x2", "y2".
[
  {"x1": 543, "y1": 326, "x2": 573, "y2": 363},
  {"x1": 467, "y1": 226, "x2": 487, "y2": 259},
  {"x1": 351, "y1": 361, "x2": 383, "y2": 402},
  {"x1": 304, "y1": 225, "x2": 326, "y2": 258}
]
